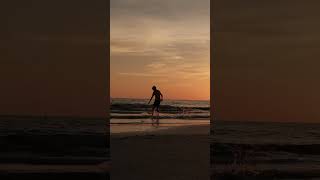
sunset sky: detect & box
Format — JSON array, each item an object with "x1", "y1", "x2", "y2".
[
  {"x1": 1, "y1": 0, "x2": 107, "y2": 117},
  {"x1": 213, "y1": 0, "x2": 320, "y2": 122},
  {"x1": 111, "y1": 0, "x2": 210, "y2": 100},
  {"x1": 5, "y1": 0, "x2": 320, "y2": 122}
]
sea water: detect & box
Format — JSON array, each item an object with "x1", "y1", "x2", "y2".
[
  {"x1": 111, "y1": 98, "x2": 210, "y2": 120},
  {"x1": 110, "y1": 98, "x2": 210, "y2": 133}
]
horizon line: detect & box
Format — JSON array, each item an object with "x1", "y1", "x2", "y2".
[{"x1": 110, "y1": 97, "x2": 210, "y2": 101}]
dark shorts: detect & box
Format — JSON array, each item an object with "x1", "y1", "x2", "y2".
[{"x1": 153, "y1": 100, "x2": 161, "y2": 108}]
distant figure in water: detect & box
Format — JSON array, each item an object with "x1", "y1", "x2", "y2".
[{"x1": 148, "y1": 86, "x2": 163, "y2": 124}]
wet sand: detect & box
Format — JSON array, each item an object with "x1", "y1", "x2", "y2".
[{"x1": 110, "y1": 123, "x2": 210, "y2": 180}]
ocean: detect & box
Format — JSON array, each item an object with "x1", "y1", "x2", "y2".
[
  {"x1": 110, "y1": 98, "x2": 210, "y2": 120},
  {"x1": 2, "y1": 99, "x2": 320, "y2": 178},
  {"x1": 110, "y1": 98, "x2": 210, "y2": 134}
]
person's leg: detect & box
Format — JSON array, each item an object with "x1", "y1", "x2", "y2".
[
  {"x1": 156, "y1": 105, "x2": 160, "y2": 124},
  {"x1": 151, "y1": 106, "x2": 155, "y2": 121}
]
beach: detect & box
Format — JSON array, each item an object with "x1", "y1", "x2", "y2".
[
  {"x1": 0, "y1": 98, "x2": 210, "y2": 179},
  {"x1": 110, "y1": 121, "x2": 210, "y2": 180},
  {"x1": 110, "y1": 98, "x2": 210, "y2": 180}
]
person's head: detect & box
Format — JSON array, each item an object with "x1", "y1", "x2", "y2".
[{"x1": 152, "y1": 86, "x2": 157, "y2": 91}]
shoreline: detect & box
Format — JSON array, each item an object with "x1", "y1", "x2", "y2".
[
  {"x1": 111, "y1": 118, "x2": 209, "y2": 136},
  {"x1": 111, "y1": 124, "x2": 210, "y2": 136}
]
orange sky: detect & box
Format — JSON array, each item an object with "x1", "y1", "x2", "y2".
[
  {"x1": 110, "y1": 0, "x2": 210, "y2": 100},
  {"x1": 1, "y1": 0, "x2": 107, "y2": 117},
  {"x1": 212, "y1": 0, "x2": 320, "y2": 122}
]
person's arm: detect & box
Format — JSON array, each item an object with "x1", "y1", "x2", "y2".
[
  {"x1": 148, "y1": 93, "x2": 154, "y2": 104},
  {"x1": 160, "y1": 92, "x2": 163, "y2": 101}
]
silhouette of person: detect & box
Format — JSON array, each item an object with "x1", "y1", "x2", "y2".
[{"x1": 148, "y1": 86, "x2": 163, "y2": 123}]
